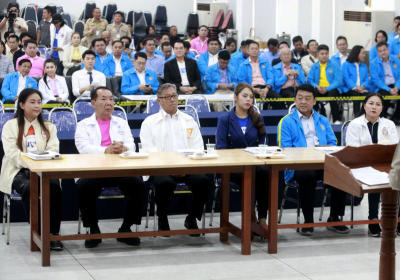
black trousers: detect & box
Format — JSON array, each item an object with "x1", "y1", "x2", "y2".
[
  {"x1": 315, "y1": 89, "x2": 341, "y2": 122},
  {"x1": 77, "y1": 177, "x2": 145, "y2": 228},
  {"x1": 253, "y1": 86, "x2": 281, "y2": 110},
  {"x1": 294, "y1": 170, "x2": 346, "y2": 223},
  {"x1": 150, "y1": 174, "x2": 213, "y2": 221},
  {"x1": 367, "y1": 193, "x2": 400, "y2": 220},
  {"x1": 344, "y1": 90, "x2": 364, "y2": 116},
  {"x1": 12, "y1": 168, "x2": 62, "y2": 234},
  {"x1": 230, "y1": 166, "x2": 269, "y2": 219},
  {"x1": 378, "y1": 85, "x2": 400, "y2": 119}
]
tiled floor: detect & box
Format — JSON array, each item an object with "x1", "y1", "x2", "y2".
[{"x1": 0, "y1": 198, "x2": 399, "y2": 280}]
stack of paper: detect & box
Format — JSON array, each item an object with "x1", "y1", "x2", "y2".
[
  {"x1": 23, "y1": 151, "x2": 61, "y2": 160},
  {"x1": 351, "y1": 166, "x2": 389, "y2": 186}
]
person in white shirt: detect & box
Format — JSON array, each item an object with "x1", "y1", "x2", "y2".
[
  {"x1": 301, "y1": 39, "x2": 318, "y2": 76},
  {"x1": 71, "y1": 50, "x2": 106, "y2": 98},
  {"x1": 75, "y1": 86, "x2": 145, "y2": 248},
  {"x1": 0, "y1": 3, "x2": 28, "y2": 37},
  {"x1": 140, "y1": 83, "x2": 213, "y2": 234},
  {"x1": 345, "y1": 92, "x2": 399, "y2": 237},
  {"x1": 39, "y1": 58, "x2": 69, "y2": 104}
]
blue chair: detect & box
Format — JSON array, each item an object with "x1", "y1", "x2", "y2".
[
  {"x1": 0, "y1": 113, "x2": 14, "y2": 139},
  {"x1": 2, "y1": 190, "x2": 22, "y2": 245},
  {"x1": 185, "y1": 95, "x2": 210, "y2": 113},
  {"x1": 112, "y1": 105, "x2": 127, "y2": 120},
  {"x1": 73, "y1": 98, "x2": 94, "y2": 116},
  {"x1": 48, "y1": 107, "x2": 77, "y2": 140},
  {"x1": 73, "y1": 20, "x2": 85, "y2": 39},
  {"x1": 146, "y1": 96, "x2": 160, "y2": 114},
  {"x1": 23, "y1": 5, "x2": 38, "y2": 24},
  {"x1": 178, "y1": 105, "x2": 200, "y2": 127}
]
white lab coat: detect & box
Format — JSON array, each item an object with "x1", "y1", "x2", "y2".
[
  {"x1": 49, "y1": 24, "x2": 73, "y2": 58},
  {"x1": 75, "y1": 114, "x2": 134, "y2": 154},
  {"x1": 140, "y1": 109, "x2": 204, "y2": 152},
  {"x1": 38, "y1": 75, "x2": 70, "y2": 103},
  {"x1": 345, "y1": 115, "x2": 399, "y2": 146}
]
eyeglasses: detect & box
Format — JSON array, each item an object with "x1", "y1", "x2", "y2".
[{"x1": 158, "y1": 94, "x2": 178, "y2": 101}]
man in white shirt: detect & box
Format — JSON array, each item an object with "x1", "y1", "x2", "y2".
[
  {"x1": 75, "y1": 86, "x2": 145, "y2": 248},
  {"x1": 140, "y1": 83, "x2": 212, "y2": 235},
  {"x1": 72, "y1": 50, "x2": 106, "y2": 98}
]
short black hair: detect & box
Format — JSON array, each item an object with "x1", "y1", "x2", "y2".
[
  {"x1": 247, "y1": 40, "x2": 259, "y2": 47},
  {"x1": 18, "y1": 58, "x2": 32, "y2": 67},
  {"x1": 375, "y1": 30, "x2": 388, "y2": 43},
  {"x1": 91, "y1": 38, "x2": 106, "y2": 48},
  {"x1": 120, "y1": 36, "x2": 132, "y2": 45},
  {"x1": 317, "y1": 44, "x2": 329, "y2": 52},
  {"x1": 90, "y1": 86, "x2": 111, "y2": 100},
  {"x1": 198, "y1": 25, "x2": 208, "y2": 30},
  {"x1": 0, "y1": 41, "x2": 6, "y2": 55},
  {"x1": 267, "y1": 38, "x2": 279, "y2": 47},
  {"x1": 336, "y1": 35, "x2": 347, "y2": 44},
  {"x1": 207, "y1": 37, "x2": 221, "y2": 46},
  {"x1": 7, "y1": 3, "x2": 19, "y2": 10},
  {"x1": 19, "y1": 32, "x2": 32, "y2": 41},
  {"x1": 397, "y1": 22, "x2": 400, "y2": 30},
  {"x1": 43, "y1": 5, "x2": 53, "y2": 14},
  {"x1": 161, "y1": 42, "x2": 171, "y2": 50},
  {"x1": 113, "y1": 10, "x2": 124, "y2": 17},
  {"x1": 135, "y1": 51, "x2": 147, "y2": 60},
  {"x1": 143, "y1": 37, "x2": 155, "y2": 46},
  {"x1": 183, "y1": 41, "x2": 191, "y2": 50},
  {"x1": 279, "y1": 41, "x2": 289, "y2": 47},
  {"x1": 240, "y1": 40, "x2": 247, "y2": 47},
  {"x1": 51, "y1": 14, "x2": 65, "y2": 27},
  {"x1": 296, "y1": 84, "x2": 316, "y2": 98},
  {"x1": 245, "y1": 39, "x2": 254, "y2": 46},
  {"x1": 218, "y1": 50, "x2": 230, "y2": 60},
  {"x1": 306, "y1": 39, "x2": 317, "y2": 49},
  {"x1": 347, "y1": 45, "x2": 363, "y2": 63},
  {"x1": 7, "y1": 34, "x2": 19, "y2": 41},
  {"x1": 24, "y1": 39, "x2": 37, "y2": 48},
  {"x1": 82, "y1": 49, "x2": 96, "y2": 59},
  {"x1": 394, "y1": 16, "x2": 400, "y2": 21},
  {"x1": 111, "y1": 40, "x2": 123, "y2": 47},
  {"x1": 173, "y1": 39, "x2": 184, "y2": 48},
  {"x1": 292, "y1": 35, "x2": 303, "y2": 44},
  {"x1": 376, "y1": 41, "x2": 388, "y2": 50}
]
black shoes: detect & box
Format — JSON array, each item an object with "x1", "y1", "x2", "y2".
[
  {"x1": 50, "y1": 240, "x2": 64, "y2": 251},
  {"x1": 368, "y1": 222, "x2": 381, "y2": 238},
  {"x1": 184, "y1": 215, "x2": 200, "y2": 237},
  {"x1": 117, "y1": 227, "x2": 140, "y2": 246},
  {"x1": 300, "y1": 227, "x2": 314, "y2": 236},
  {"x1": 85, "y1": 225, "x2": 102, "y2": 248},
  {"x1": 327, "y1": 217, "x2": 350, "y2": 234}
]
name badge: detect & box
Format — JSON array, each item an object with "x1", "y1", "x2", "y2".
[{"x1": 180, "y1": 68, "x2": 187, "y2": 74}]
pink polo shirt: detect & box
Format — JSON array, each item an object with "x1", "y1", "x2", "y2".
[
  {"x1": 250, "y1": 59, "x2": 266, "y2": 86},
  {"x1": 97, "y1": 119, "x2": 112, "y2": 147},
  {"x1": 190, "y1": 37, "x2": 208, "y2": 54},
  {"x1": 16, "y1": 54, "x2": 45, "y2": 77}
]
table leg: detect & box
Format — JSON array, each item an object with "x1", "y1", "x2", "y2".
[
  {"x1": 30, "y1": 172, "x2": 39, "y2": 252},
  {"x1": 267, "y1": 167, "x2": 279, "y2": 254},
  {"x1": 379, "y1": 190, "x2": 398, "y2": 280},
  {"x1": 220, "y1": 173, "x2": 230, "y2": 242},
  {"x1": 41, "y1": 174, "x2": 51, "y2": 267},
  {"x1": 241, "y1": 166, "x2": 252, "y2": 255}
]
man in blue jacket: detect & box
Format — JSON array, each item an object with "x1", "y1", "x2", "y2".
[
  {"x1": 389, "y1": 23, "x2": 400, "y2": 59},
  {"x1": 197, "y1": 37, "x2": 221, "y2": 81},
  {"x1": 101, "y1": 40, "x2": 133, "y2": 77},
  {"x1": 237, "y1": 40, "x2": 279, "y2": 108},
  {"x1": 277, "y1": 84, "x2": 349, "y2": 236},
  {"x1": 204, "y1": 50, "x2": 237, "y2": 94},
  {"x1": 121, "y1": 52, "x2": 159, "y2": 95},
  {"x1": 370, "y1": 41, "x2": 400, "y2": 122},
  {"x1": 388, "y1": 16, "x2": 400, "y2": 44},
  {"x1": 307, "y1": 44, "x2": 343, "y2": 124},
  {"x1": 229, "y1": 39, "x2": 250, "y2": 70},
  {"x1": 1, "y1": 59, "x2": 38, "y2": 103},
  {"x1": 91, "y1": 38, "x2": 112, "y2": 71},
  {"x1": 331, "y1": 36, "x2": 349, "y2": 67}
]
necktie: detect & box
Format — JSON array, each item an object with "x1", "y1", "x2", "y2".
[{"x1": 88, "y1": 72, "x2": 93, "y2": 84}]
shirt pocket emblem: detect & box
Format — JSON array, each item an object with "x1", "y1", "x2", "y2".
[
  {"x1": 262, "y1": 65, "x2": 266, "y2": 69},
  {"x1": 382, "y1": 127, "x2": 388, "y2": 136},
  {"x1": 149, "y1": 77, "x2": 152, "y2": 80},
  {"x1": 186, "y1": 128, "x2": 193, "y2": 137},
  {"x1": 320, "y1": 124, "x2": 325, "y2": 131},
  {"x1": 328, "y1": 69, "x2": 333, "y2": 74},
  {"x1": 393, "y1": 64, "x2": 398, "y2": 69}
]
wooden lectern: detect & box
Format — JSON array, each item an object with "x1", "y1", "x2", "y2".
[{"x1": 324, "y1": 144, "x2": 398, "y2": 280}]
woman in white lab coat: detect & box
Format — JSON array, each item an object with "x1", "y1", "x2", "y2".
[
  {"x1": 346, "y1": 92, "x2": 399, "y2": 237},
  {"x1": 38, "y1": 59, "x2": 69, "y2": 104}
]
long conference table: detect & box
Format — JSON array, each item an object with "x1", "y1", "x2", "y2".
[{"x1": 23, "y1": 148, "x2": 398, "y2": 279}]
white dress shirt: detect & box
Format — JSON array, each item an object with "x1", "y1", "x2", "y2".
[
  {"x1": 71, "y1": 68, "x2": 106, "y2": 97},
  {"x1": 177, "y1": 60, "x2": 190, "y2": 86},
  {"x1": 340, "y1": 53, "x2": 348, "y2": 66},
  {"x1": 137, "y1": 71, "x2": 146, "y2": 85},
  {"x1": 114, "y1": 56, "x2": 123, "y2": 76},
  {"x1": 17, "y1": 73, "x2": 27, "y2": 96},
  {"x1": 208, "y1": 52, "x2": 218, "y2": 66},
  {"x1": 298, "y1": 110, "x2": 319, "y2": 147},
  {"x1": 38, "y1": 75, "x2": 70, "y2": 103},
  {"x1": 140, "y1": 109, "x2": 203, "y2": 152}
]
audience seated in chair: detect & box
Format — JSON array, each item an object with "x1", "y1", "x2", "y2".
[
  {"x1": 101, "y1": 40, "x2": 132, "y2": 77},
  {"x1": 0, "y1": 40, "x2": 14, "y2": 78},
  {"x1": 142, "y1": 37, "x2": 165, "y2": 78},
  {"x1": 75, "y1": 86, "x2": 145, "y2": 248},
  {"x1": 190, "y1": 25, "x2": 209, "y2": 55},
  {"x1": 106, "y1": 11, "x2": 131, "y2": 42},
  {"x1": 205, "y1": 50, "x2": 237, "y2": 94},
  {"x1": 90, "y1": 38, "x2": 112, "y2": 71},
  {"x1": 12, "y1": 33, "x2": 32, "y2": 68},
  {"x1": 82, "y1": 7, "x2": 108, "y2": 48},
  {"x1": 301, "y1": 39, "x2": 318, "y2": 76},
  {"x1": 369, "y1": 30, "x2": 388, "y2": 63},
  {"x1": 61, "y1": 32, "x2": 88, "y2": 76},
  {"x1": 16, "y1": 39, "x2": 45, "y2": 78},
  {"x1": 389, "y1": 23, "x2": 400, "y2": 59},
  {"x1": 38, "y1": 59, "x2": 69, "y2": 104},
  {"x1": 331, "y1": 36, "x2": 349, "y2": 68},
  {"x1": 291, "y1": 36, "x2": 308, "y2": 65},
  {"x1": 260, "y1": 38, "x2": 279, "y2": 65},
  {"x1": 5, "y1": 34, "x2": 19, "y2": 62},
  {"x1": 197, "y1": 37, "x2": 221, "y2": 80},
  {"x1": 229, "y1": 39, "x2": 250, "y2": 70},
  {"x1": 161, "y1": 42, "x2": 173, "y2": 61}
]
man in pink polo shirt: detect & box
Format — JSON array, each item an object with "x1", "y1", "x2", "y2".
[
  {"x1": 16, "y1": 39, "x2": 45, "y2": 77},
  {"x1": 190, "y1": 25, "x2": 209, "y2": 55}
]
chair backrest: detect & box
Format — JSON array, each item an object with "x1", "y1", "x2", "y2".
[
  {"x1": 144, "y1": 12, "x2": 152, "y2": 26},
  {"x1": 84, "y1": 2, "x2": 97, "y2": 21},
  {"x1": 146, "y1": 96, "x2": 160, "y2": 114},
  {"x1": 62, "y1": 13, "x2": 73, "y2": 28},
  {"x1": 186, "y1": 13, "x2": 199, "y2": 34},
  {"x1": 0, "y1": 113, "x2": 15, "y2": 139},
  {"x1": 185, "y1": 95, "x2": 210, "y2": 113},
  {"x1": 73, "y1": 20, "x2": 85, "y2": 38},
  {"x1": 105, "y1": 3, "x2": 118, "y2": 23},
  {"x1": 73, "y1": 98, "x2": 94, "y2": 116},
  {"x1": 154, "y1": 5, "x2": 167, "y2": 25},
  {"x1": 178, "y1": 105, "x2": 200, "y2": 128},
  {"x1": 134, "y1": 12, "x2": 147, "y2": 37},
  {"x1": 48, "y1": 107, "x2": 77, "y2": 139},
  {"x1": 23, "y1": 5, "x2": 37, "y2": 24},
  {"x1": 212, "y1": 9, "x2": 224, "y2": 28},
  {"x1": 37, "y1": 7, "x2": 43, "y2": 22},
  {"x1": 113, "y1": 105, "x2": 127, "y2": 120},
  {"x1": 288, "y1": 103, "x2": 296, "y2": 114},
  {"x1": 0, "y1": 100, "x2": 4, "y2": 114},
  {"x1": 127, "y1": 11, "x2": 134, "y2": 26},
  {"x1": 341, "y1": 120, "x2": 351, "y2": 146},
  {"x1": 220, "y1": 9, "x2": 233, "y2": 30}
]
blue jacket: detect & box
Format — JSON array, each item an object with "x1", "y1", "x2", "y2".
[
  {"x1": 197, "y1": 51, "x2": 219, "y2": 81},
  {"x1": 1, "y1": 72, "x2": 38, "y2": 102},
  {"x1": 204, "y1": 63, "x2": 237, "y2": 94},
  {"x1": 120, "y1": 68, "x2": 159, "y2": 95},
  {"x1": 307, "y1": 60, "x2": 343, "y2": 92},
  {"x1": 389, "y1": 38, "x2": 400, "y2": 57},
  {"x1": 229, "y1": 51, "x2": 247, "y2": 70},
  {"x1": 369, "y1": 55, "x2": 400, "y2": 91},
  {"x1": 237, "y1": 57, "x2": 274, "y2": 86},
  {"x1": 277, "y1": 108, "x2": 337, "y2": 182},
  {"x1": 140, "y1": 49, "x2": 164, "y2": 56},
  {"x1": 165, "y1": 52, "x2": 196, "y2": 62},
  {"x1": 216, "y1": 108, "x2": 267, "y2": 149},
  {"x1": 369, "y1": 45, "x2": 378, "y2": 63},
  {"x1": 341, "y1": 61, "x2": 370, "y2": 93},
  {"x1": 388, "y1": 32, "x2": 398, "y2": 45},
  {"x1": 101, "y1": 53, "x2": 133, "y2": 77},
  {"x1": 272, "y1": 62, "x2": 306, "y2": 93},
  {"x1": 330, "y1": 52, "x2": 344, "y2": 68},
  {"x1": 81, "y1": 53, "x2": 112, "y2": 71}
]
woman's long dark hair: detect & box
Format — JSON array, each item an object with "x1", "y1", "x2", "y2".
[
  {"x1": 357, "y1": 92, "x2": 385, "y2": 118},
  {"x1": 15, "y1": 88, "x2": 50, "y2": 151},
  {"x1": 234, "y1": 83, "x2": 266, "y2": 137},
  {"x1": 42, "y1": 58, "x2": 57, "y2": 89},
  {"x1": 347, "y1": 45, "x2": 363, "y2": 63}
]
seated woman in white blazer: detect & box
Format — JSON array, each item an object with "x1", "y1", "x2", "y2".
[
  {"x1": 0, "y1": 88, "x2": 63, "y2": 250},
  {"x1": 345, "y1": 92, "x2": 399, "y2": 237},
  {"x1": 39, "y1": 58, "x2": 70, "y2": 104},
  {"x1": 61, "y1": 32, "x2": 88, "y2": 75}
]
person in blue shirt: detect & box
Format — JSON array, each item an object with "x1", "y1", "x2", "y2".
[
  {"x1": 205, "y1": 50, "x2": 237, "y2": 95},
  {"x1": 101, "y1": 40, "x2": 133, "y2": 77},
  {"x1": 216, "y1": 83, "x2": 269, "y2": 226},
  {"x1": 121, "y1": 52, "x2": 159, "y2": 95},
  {"x1": 389, "y1": 23, "x2": 400, "y2": 59},
  {"x1": 91, "y1": 38, "x2": 112, "y2": 71},
  {"x1": 260, "y1": 38, "x2": 279, "y2": 66},
  {"x1": 277, "y1": 84, "x2": 349, "y2": 236},
  {"x1": 369, "y1": 30, "x2": 388, "y2": 63},
  {"x1": 142, "y1": 37, "x2": 165, "y2": 78},
  {"x1": 161, "y1": 42, "x2": 173, "y2": 61},
  {"x1": 224, "y1": 37, "x2": 237, "y2": 55},
  {"x1": 229, "y1": 39, "x2": 250, "y2": 70},
  {"x1": 1, "y1": 59, "x2": 38, "y2": 103},
  {"x1": 197, "y1": 37, "x2": 221, "y2": 81},
  {"x1": 342, "y1": 45, "x2": 370, "y2": 115},
  {"x1": 387, "y1": 16, "x2": 400, "y2": 45},
  {"x1": 370, "y1": 42, "x2": 400, "y2": 123},
  {"x1": 307, "y1": 44, "x2": 343, "y2": 123}
]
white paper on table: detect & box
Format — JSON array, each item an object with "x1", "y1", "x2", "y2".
[
  {"x1": 350, "y1": 166, "x2": 389, "y2": 186},
  {"x1": 243, "y1": 146, "x2": 282, "y2": 155},
  {"x1": 314, "y1": 146, "x2": 344, "y2": 154}
]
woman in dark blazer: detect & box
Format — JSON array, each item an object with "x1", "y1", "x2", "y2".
[{"x1": 216, "y1": 83, "x2": 269, "y2": 226}]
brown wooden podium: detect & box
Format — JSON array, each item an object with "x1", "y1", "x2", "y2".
[{"x1": 324, "y1": 144, "x2": 398, "y2": 280}]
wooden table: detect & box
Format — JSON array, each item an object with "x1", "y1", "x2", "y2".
[{"x1": 22, "y1": 149, "x2": 264, "y2": 267}]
